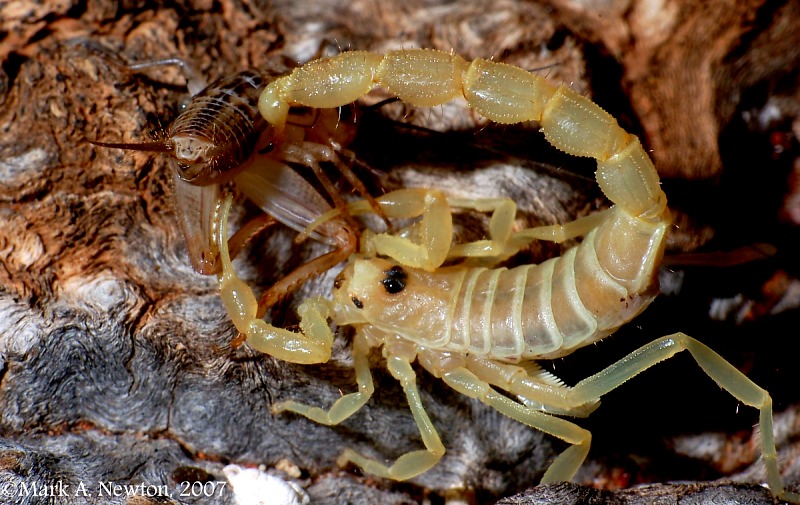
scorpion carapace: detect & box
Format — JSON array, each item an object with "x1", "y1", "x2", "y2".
[{"x1": 210, "y1": 48, "x2": 796, "y2": 502}]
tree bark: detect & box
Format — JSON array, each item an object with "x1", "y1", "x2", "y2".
[{"x1": 1, "y1": 1, "x2": 799, "y2": 504}]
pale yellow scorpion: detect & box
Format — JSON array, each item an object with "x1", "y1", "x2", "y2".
[{"x1": 204, "y1": 49, "x2": 798, "y2": 501}]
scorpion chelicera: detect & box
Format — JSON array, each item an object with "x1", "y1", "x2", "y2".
[{"x1": 205, "y1": 48, "x2": 795, "y2": 500}]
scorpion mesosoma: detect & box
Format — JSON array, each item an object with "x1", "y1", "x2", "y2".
[
  {"x1": 90, "y1": 56, "x2": 387, "y2": 315},
  {"x1": 211, "y1": 49, "x2": 797, "y2": 501}
]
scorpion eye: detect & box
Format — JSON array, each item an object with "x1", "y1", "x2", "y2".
[{"x1": 381, "y1": 265, "x2": 407, "y2": 294}]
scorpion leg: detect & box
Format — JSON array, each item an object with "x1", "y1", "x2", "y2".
[
  {"x1": 562, "y1": 333, "x2": 799, "y2": 502},
  {"x1": 438, "y1": 365, "x2": 591, "y2": 484},
  {"x1": 445, "y1": 198, "x2": 611, "y2": 265},
  {"x1": 344, "y1": 189, "x2": 516, "y2": 269},
  {"x1": 338, "y1": 351, "x2": 445, "y2": 480},
  {"x1": 463, "y1": 356, "x2": 600, "y2": 418},
  {"x1": 445, "y1": 196, "x2": 522, "y2": 264},
  {"x1": 215, "y1": 194, "x2": 333, "y2": 364},
  {"x1": 272, "y1": 332, "x2": 374, "y2": 423},
  {"x1": 510, "y1": 209, "x2": 612, "y2": 244},
  {"x1": 463, "y1": 338, "x2": 797, "y2": 498},
  {"x1": 345, "y1": 188, "x2": 612, "y2": 268}
]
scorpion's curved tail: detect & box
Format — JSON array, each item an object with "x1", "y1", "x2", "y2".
[
  {"x1": 258, "y1": 49, "x2": 669, "y2": 224},
  {"x1": 536, "y1": 84, "x2": 669, "y2": 223}
]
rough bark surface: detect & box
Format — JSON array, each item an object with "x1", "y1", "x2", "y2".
[{"x1": 1, "y1": 1, "x2": 799, "y2": 504}]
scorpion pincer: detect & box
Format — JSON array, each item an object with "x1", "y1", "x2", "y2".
[
  {"x1": 211, "y1": 49, "x2": 797, "y2": 501},
  {"x1": 90, "y1": 57, "x2": 385, "y2": 316}
]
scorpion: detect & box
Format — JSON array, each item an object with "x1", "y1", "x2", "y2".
[
  {"x1": 90, "y1": 55, "x2": 387, "y2": 316},
  {"x1": 205, "y1": 48, "x2": 796, "y2": 500}
]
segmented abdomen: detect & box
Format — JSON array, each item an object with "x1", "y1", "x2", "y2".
[
  {"x1": 169, "y1": 70, "x2": 270, "y2": 182},
  {"x1": 444, "y1": 207, "x2": 667, "y2": 361}
]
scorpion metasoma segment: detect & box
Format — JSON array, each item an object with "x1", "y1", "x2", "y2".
[{"x1": 213, "y1": 48, "x2": 797, "y2": 501}]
